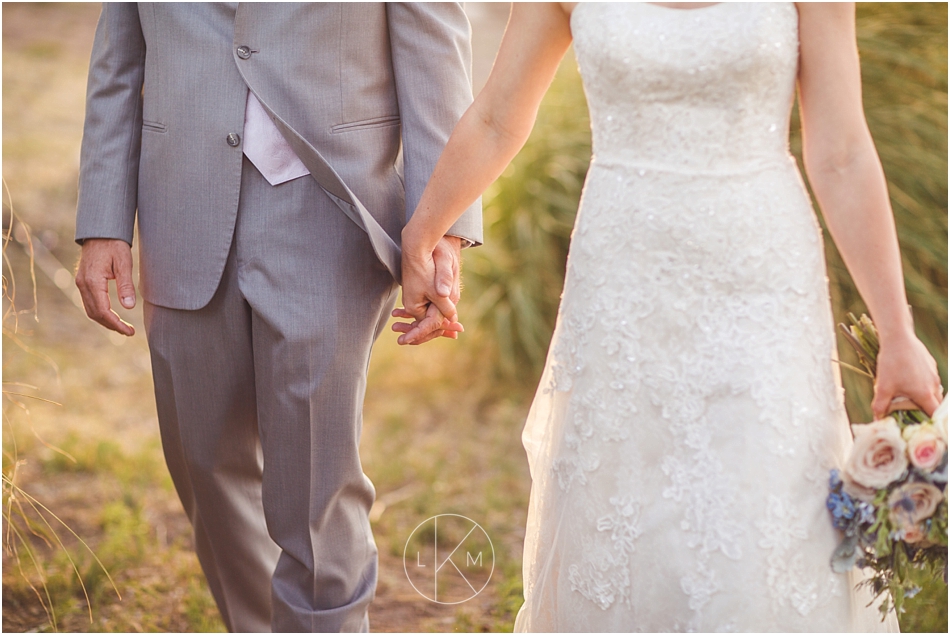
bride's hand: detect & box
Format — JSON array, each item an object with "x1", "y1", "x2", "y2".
[
  {"x1": 401, "y1": 239, "x2": 459, "y2": 322},
  {"x1": 871, "y1": 332, "x2": 943, "y2": 420},
  {"x1": 394, "y1": 236, "x2": 463, "y2": 345}
]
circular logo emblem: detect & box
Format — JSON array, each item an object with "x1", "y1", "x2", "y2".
[{"x1": 403, "y1": 514, "x2": 495, "y2": 604}]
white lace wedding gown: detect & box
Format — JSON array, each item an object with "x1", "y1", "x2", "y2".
[{"x1": 515, "y1": 4, "x2": 900, "y2": 632}]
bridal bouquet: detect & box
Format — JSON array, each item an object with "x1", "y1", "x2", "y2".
[{"x1": 827, "y1": 314, "x2": 948, "y2": 618}]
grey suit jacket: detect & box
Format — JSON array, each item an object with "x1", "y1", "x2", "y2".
[{"x1": 76, "y1": 2, "x2": 482, "y2": 310}]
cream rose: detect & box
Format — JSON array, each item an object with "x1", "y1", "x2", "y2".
[
  {"x1": 933, "y1": 396, "x2": 948, "y2": 444},
  {"x1": 887, "y1": 482, "x2": 943, "y2": 539},
  {"x1": 844, "y1": 417, "x2": 907, "y2": 490},
  {"x1": 902, "y1": 424, "x2": 947, "y2": 473},
  {"x1": 841, "y1": 471, "x2": 877, "y2": 503}
]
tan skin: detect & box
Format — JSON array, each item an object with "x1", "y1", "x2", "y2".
[
  {"x1": 77, "y1": 235, "x2": 464, "y2": 344},
  {"x1": 394, "y1": 2, "x2": 943, "y2": 419}
]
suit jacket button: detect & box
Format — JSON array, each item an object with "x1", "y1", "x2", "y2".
[
  {"x1": 236, "y1": 45, "x2": 252, "y2": 60},
  {"x1": 227, "y1": 132, "x2": 241, "y2": 147}
]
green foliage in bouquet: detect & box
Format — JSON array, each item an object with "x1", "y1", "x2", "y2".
[{"x1": 830, "y1": 314, "x2": 948, "y2": 621}]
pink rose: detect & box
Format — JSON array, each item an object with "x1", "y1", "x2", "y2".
[
  {"x1": 901, "y1": 523, "x2": 927, "y2": 544},
  {"x1": 902, "y1": 424, "x2": 947, "y2": 473},
  {"x1": 844, "y1": 417, "x2": 908, "y2": 491}
]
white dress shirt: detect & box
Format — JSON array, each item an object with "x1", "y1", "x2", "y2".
[
  {"x1": 241, "y1": 92, "x2": 469, "y2": 247},
  {"x1": 243, "y1": 92, "x2": 309, "y2": 186}
]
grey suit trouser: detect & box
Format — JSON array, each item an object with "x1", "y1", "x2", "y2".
[{"x1": 144, "y1": 158, "x2": 398, "y2": 632}]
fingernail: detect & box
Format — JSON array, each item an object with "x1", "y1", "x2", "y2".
[{"x1": 122, "y1": 297, "x2": 134, "y2": 308}]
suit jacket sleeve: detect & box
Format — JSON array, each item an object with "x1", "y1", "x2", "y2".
[
  {"x1": 387, "y1": 2, "x2": 483, "y2": 247},
  {"x1": 74, "y1": 3, "x2": 146, "y2": 246}
]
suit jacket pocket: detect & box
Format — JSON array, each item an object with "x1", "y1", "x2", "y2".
[
  {"x1": 142, "y1": 119, "x2": 167, "y2": 133},
  {"x1": 330, "y1": 115, "x2": 400, "y2": 134}
]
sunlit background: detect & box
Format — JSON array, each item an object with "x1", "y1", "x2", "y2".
[{"x1": 3, "y1": 3, "x2": 946, "y2": 632}]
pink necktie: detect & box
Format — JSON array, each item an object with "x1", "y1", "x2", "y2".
[{"x1": 242, "y1": 92, "x2": 309, "y2": 186}]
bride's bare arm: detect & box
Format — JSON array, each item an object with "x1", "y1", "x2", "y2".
[
  {"x1": 797, "y1": 2, "x2": 943, "y2": 417},
  {"x1": 397, "y1": 3, "x2": 573, "y2": 336}
]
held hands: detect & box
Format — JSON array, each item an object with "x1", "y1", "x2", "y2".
[
  {"x1": 872, "y1": 330, "x2": 944, "y2": 420},
  {"x1": 75, "y1": 238, "x2": 137, "y2": 336},
  {"x1": 392, "y1": 235, "x2": 464, "y2": 345}
]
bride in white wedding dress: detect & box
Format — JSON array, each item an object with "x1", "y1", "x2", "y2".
[{"x1": 393, "y1": 2, "x2": 943, "y2": 631}]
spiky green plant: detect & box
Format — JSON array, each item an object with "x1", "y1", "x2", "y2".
[
  {"x1": 462, "y1": 58, "x2": 590, "y2": 386},
  {"x1": 790, "y1": 2, "x2": 948, "y2": 428}
]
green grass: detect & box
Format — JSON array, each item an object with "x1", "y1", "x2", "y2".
[{"x1": 3, "y1": 407, "x2": 224, "y2": 632}]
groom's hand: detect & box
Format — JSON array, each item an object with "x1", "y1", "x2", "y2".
[
  {"x1": 394, "y1": 235, "x2": 463, "y2": 345},
  {"x1": 392, "y1": 305, "x2": 464, "y2": 345},
  {"x1": 75, "y1": 238, "x2": 137, "y2": 336}
]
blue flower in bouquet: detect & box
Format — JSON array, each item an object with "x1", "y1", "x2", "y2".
[
  {"x1": 826, "y1": 490, "x2": 857, "y2": 530},
  {"x1": 830, "y1": 316, "x2": 948, "y2": 617},
  {"x1": 856, "y1": 501, "x2": 875, "y2": 525},
  {"x1": 829, "y1": 468, "x2": 843, "y2": 490}
]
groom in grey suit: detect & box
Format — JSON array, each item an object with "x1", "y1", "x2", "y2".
[{"x1": 74, "y1": 3, "x2": 481, "y2": 631}]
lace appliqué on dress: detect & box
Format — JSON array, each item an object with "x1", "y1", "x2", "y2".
[
  {"x1": 568, "y1": 496, "x2": 643, "y2": 609},
  {"x1": 756, "y1": 495, "x2": 844, "y2": 617}
]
